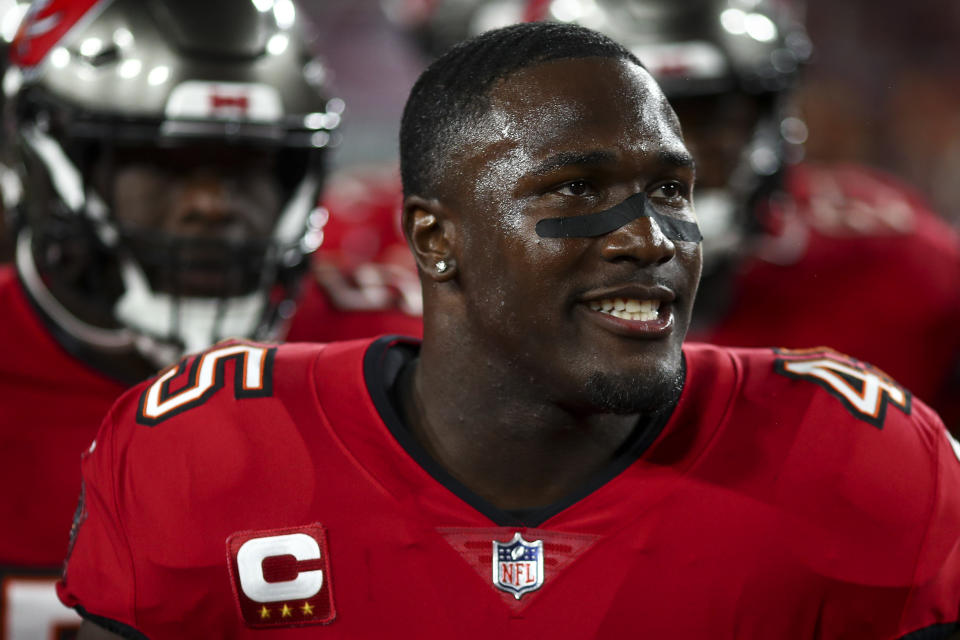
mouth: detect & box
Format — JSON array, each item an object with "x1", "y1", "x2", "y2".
[
  {"x1": 580, "y1": 288, "x2": 676, "y2": 338},
  {"x1": 587, "y1": 297, "x2": 661, "y2": 321}
]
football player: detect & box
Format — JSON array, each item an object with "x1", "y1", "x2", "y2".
[
  {"x1": 388, "y1": 0, "x2": 960, "y2": 432},
  {"x1": 60, "y1": 22, "x2": 960, "y2": 638},
  {"x1": 0, "y1": 0, "x2": 415, "y2": 637}
]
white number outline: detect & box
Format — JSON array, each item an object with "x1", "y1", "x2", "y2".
[
  {"x1": 775, "y1": 349, "x2": 911, "y2": 429},
  {"x1": 136, "y1": 343, "x2": 275, "y2": 426}
]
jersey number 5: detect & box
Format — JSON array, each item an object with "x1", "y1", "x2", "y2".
[
  {"x1": 774, "y1": 349, "x2": 911, "y2": 429},
  {"x1": 136, "y1": 343, "x2": 276, "y2": 426}
]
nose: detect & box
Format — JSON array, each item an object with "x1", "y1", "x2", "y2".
[
  {"x1": 598, "y1": 215, "x2": 676, "y2": 265},
  {"x1": 168, "y1": 172, "x2": 246, "y2": 237}
]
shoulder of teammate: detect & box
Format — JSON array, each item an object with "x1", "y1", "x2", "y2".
[
  {"x1": 783, "y1": 162, "x2": 960, "y2": 249},
  {"x1": 312, "y1": 165, "x2": 408, "y2": 274},
  {"x1": 288, "y1": 165, "x2": 423, "y2": 331},
  {"x1": 284, "y1": 166, "x2": 423, "y2": 342}
]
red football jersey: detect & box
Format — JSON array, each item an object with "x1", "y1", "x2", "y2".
[
  {"x1": 689, "y1": 163, "x2": 960, "y2": 428},
  {"x1": 0, "y1": 266, "x2": 126, "y2": 638},
  {"x1": 285, "y1": 167, "x2": 423, "y2": 343},
  {"x1": 58, "y1": 337, "x2": 960, "y2": 638},
  {"x1": 0, "y1": 242, "x2": 420, "y2": 639}
]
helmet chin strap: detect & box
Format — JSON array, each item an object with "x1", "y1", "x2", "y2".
[
  {"x1": 19, "y1": 227, "x2": 273, "y2": 367},
  {"x1": 113, "y1": 257, "x2": 271, "y2": 366},
  {"x1": 16, "y1": 228, "x2": 137, "y2": 351}
]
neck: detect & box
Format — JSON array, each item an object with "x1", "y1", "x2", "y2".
[{"x1": 401, "y1": 332, "x2": 672, "y2": 511}]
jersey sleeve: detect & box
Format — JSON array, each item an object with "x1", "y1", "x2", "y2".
[
  {"x1": 897, "y1": 409, "x2": 960, "y2": 637},
  {"x1": 55, "y1": 340, "x2": 321, "y2": 638},
  {"x1": 736, "y1": 346, "x2": 960, "y2": 637},
  {"x1": 56, "y1": 397, "x2": 143, "y2": 637}
]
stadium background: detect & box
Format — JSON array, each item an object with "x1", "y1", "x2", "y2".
[{"x1": 292, "y1": 0, "x2": 960, "y2": 225}]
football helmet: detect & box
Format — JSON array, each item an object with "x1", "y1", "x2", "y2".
[
  {"x1": 387, "y1": 0, "x2": 812, "y2": 271},
  {"x1": 5, "y1": 0, "x2": 341, "y2": 373}
]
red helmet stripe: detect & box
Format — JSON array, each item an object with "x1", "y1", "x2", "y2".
[
  {"x1": 522, "y1": 0, "x2": 552, "y2": 22},
  {"x1": 12, "y1": 0, "x2": 107, "y2": 68}
]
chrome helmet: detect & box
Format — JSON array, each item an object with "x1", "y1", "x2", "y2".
[{"x1": 6, "y1": 0, "x2": 341, "y2": 375}]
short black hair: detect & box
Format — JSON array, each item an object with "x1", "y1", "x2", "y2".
[{"x1": 399, "y1": 21, "x2": 642, "y2": 200}]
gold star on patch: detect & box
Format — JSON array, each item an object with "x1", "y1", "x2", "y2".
[
  {"x1": 281, "y1": 603, "x2": 292, "y2": 618},
  {"x1": 301, "y1": 601, "x2": 314, "y2": 616},
  {"x1": 259, "y1": 606, "x2": 270, "y2": 620}
]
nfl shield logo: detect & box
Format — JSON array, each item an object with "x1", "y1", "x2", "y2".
[{"x1": 492, "y1": 532, "x2": 544, "y2": 599}]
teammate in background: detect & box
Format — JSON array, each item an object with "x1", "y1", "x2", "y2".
[
  {"x1": 0, "y1": 0, "x2": 415, "y2": 637},
  {"x1": 389, "y1": 0, "x2": 960, "y2": 432},
  {"x1": 0, "y1": 1, "x2": 28, "y2": 264},
  {"x1": 285, "y1": 166, "x2": 423, "y2": 343},
  {"x1": 60, "y1": 22, "x2": 960, "y2": 639}
]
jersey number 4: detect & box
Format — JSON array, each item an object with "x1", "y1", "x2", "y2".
[
  {"x1": 774, "y1": 349, "x2": 911, "y2": 429},
  {"x1": 136, "y1": 343, "x2": 276, "y2": 426}
]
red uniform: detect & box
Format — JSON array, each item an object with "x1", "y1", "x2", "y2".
[
  {"x1": 285, "y1": 167, "x2": 423, "y2": 343},
  {"x1": 0, "y1": 231, "x2": 420, "y2": 640},
  {"x1": 689, "y1": 163, "x2": 960, "y2": 428},
  {"x1": 58, "y1": 337, "x2": 960, "y2": 638},
  {"x1": 0, "y1": 266, "x2": 125, "y2": 638}
]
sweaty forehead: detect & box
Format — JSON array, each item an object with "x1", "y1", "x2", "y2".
[
  {"x1": 450, "y1": 57, "x2": 684, "y2": 186},
  {"x1": 480, "y1": 57, "x2": 680, "y2": 152}
]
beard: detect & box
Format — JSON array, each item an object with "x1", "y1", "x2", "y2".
[{"x1": 582, "y1": 355, "x2": 686, "y2": 415}]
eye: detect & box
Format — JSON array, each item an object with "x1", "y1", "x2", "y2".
[
  {"x1": 655, "y1": 182, "x2": 682, "y2": 198},
  {"x1": 556, "y1": 180, "x2": 592, "y2": 197},
  {"x1": 650, "y1": 181, "x2": 689, "y2": 204}
]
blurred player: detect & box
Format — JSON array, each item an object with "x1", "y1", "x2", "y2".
[
  {"x1": 60, "y1": 22, "x2": 960, "y2": 638},
  {"x1": 0, "y1": 0, "x2": 413, "y2": 637},
  {"x1": 388, "y1": 0, "x2": 960, "y2": 430},
  {"x1": 0, "y1": 1, "x2": 29, "y2": 263},
  {"x1": 286, "y1": 165, "x2": 423, "y2": 343}
]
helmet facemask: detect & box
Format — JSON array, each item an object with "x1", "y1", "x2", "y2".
[{"x1": 7, "y1": 0, "x2": 337, "y2": 376}]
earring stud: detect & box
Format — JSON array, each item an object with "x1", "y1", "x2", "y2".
[{"x1": 435, "y1": 259, "x2": 448, "y2": 273}]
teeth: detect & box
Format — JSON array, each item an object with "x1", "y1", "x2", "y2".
[{"x1": 588, "y1": 298, "x2": 660, "y2": 321}]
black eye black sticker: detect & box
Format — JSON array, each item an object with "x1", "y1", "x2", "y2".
[{"x1": 535, "y1": 192, "x2": 702, "y2": 242}]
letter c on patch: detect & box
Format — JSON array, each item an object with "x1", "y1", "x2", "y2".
[{"x1": 236, "y1": 533, "x2": 324, "y2": 603}]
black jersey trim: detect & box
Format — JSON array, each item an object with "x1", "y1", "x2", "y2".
[
  {"x1": 363, "y1": 335, "x2": 681, "y2": 528},
  {"x1": 74, "y1": 606, "x2": 150, "y2": 640},
  {"x1": 897, "y1": 622, "x2": 960, "y2": 639},
  {"x1": 0, "y1": 564, "x2": 62, "y2": 577}
]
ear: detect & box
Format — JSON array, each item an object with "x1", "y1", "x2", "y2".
[{"x1": 402, "y1": 195, "x2": 458, "y2": 282}]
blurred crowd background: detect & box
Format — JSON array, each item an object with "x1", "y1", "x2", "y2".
[
  {"x1": 284, "y1": 0, "x2": 960, "y2": 225},
  {"x1": 0, "y1": 0, "x2": 957, "y2": 223}
]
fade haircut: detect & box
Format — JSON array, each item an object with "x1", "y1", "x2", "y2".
[{"x1": 399, "y1": 22, "x2": 642, "y2": 199}]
